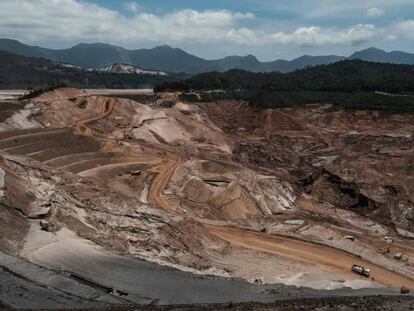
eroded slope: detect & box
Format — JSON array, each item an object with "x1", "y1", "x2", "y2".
[{"x1": 1, "y1": 88, "x2": 414, "y2": 308}]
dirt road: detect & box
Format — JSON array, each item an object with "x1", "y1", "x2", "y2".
[
  {"x1": 71, "y1": 94, "x2": 186, "y2": 209},
  {"x1": 74, "y1": 97, "x2": 116, "y2": 137},
  {"x1": 148, "y1": 151, "x2": 185, "y2": 211},
  {"x1": 207, "y1": 225, "x2": 414, "y2": 289},
  {"x1": 69, "y1": 94, "x2": 414, "y2": 290}
]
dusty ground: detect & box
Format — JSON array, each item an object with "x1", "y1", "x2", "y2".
[
  {"x1": 0, "y1": 88, "x2": 414, "y2": 309},
  {"x1": 3, "y1": 296, "x2": 414, "y2": 311}
]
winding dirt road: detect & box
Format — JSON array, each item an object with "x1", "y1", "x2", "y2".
[
  {"x1": 70, "y1": 94, "x2": 414, "y2": 289},
  {"x1": 72, "y1": 94, "x2": 187, "y2": 209},
  {"x1": 148, "y1": 151, "x2": 185, "y2": 211},
  {"x1": 207, "y1": 225, "x2": 414, "y2": 289},
  {"x1": 74, "y1": 97, "x2": 116, "y2": 137}
]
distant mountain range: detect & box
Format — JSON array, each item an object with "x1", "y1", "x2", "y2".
[
  {"x1": 349, "y1": 47, "x2": 414, "y2": 64},
  {"x1": 1, "y1": 39, "x2": 414, "y2": 74}
]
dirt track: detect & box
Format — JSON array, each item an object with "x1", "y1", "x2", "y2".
[
  {"x1": 62, "y1": 92, "x2": 414, "y2": 290},
  {"x1": 74, "y1": 97, "x2": 116, "y2": 137},
  {"x1": 207, "y1": 225, "x2": 414, "y2": 289},
  {"x1": 148, "y1": 151, "x2": 185, "y2": 211},
  {"x1": 71, "y1": 95, "x2": 185, "y2": 208}
]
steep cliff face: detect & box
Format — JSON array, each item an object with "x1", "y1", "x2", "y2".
[
  {"x1": 201, "y1": 102, "x2": 414, "y2": 235},
  {"x1": 303, "y1": 170, "x2": 395, "y2": 226}
]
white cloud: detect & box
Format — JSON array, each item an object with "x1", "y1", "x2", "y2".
[
  {"x1": 0, "y1": 0, "x2": 410, "y2": 51},
  {"x1": 367, "y1": 7, "x2": 385, "y2": 18},
  {"x1": 227, "y1": 24, "x2": 377, "y2": 46},
  {"x1": 124, "y1": 2, "x2": 141, "y2": 14},
  {"x1": 392, "y1": 20, "x2": 414, "y2": 40},
  {"x1": 269, "y1": 0, "x2": 410, "y2": 19},
  {"x1": 0, "y1": 0, "x2": 255, "y2": 44}
]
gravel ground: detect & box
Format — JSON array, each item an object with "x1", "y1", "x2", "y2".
[{"x1": 2, "y1": 295, "x2": 414, "y2": 311}]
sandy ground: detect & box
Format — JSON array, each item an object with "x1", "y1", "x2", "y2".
[
  {"x1": 207, "y1": 226, "x2": 414, "y2": 289},
  {"x1": 19, "y1": 223, "x2": 298, "y2": 304},
  {"x1": 2, "y1": 89, "x2": 414, "y2": 309},
  {"x1": 19, "y1": 222, "x2": 405, "y2": 307}
]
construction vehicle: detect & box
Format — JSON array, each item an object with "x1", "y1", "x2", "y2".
[
  {"x1": 352, "y1": 264, "x2": 370, "y2": 277},
  {"x1": 377, "y1": 245, "x2": 390, "y2": 255},
  {"x1": 129, "y1": 169, "x2": 141, "y2": 176}
]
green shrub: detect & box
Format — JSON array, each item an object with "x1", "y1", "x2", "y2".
[
  {"x1": 156, "y1": 60, "x2": 414, "y2": 113},
  {"x1": 20, "y1": 81, "x2": 69, "y2": 99},
  {"x1": 339, "y1": 92, "x2": 414, "y2": 113}
]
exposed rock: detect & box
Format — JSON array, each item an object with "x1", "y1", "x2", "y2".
[
  {"x1": 2, "y1": 90, "x2": 414, "y2": 301},
  {"x1": 250, "y1": 277, "x2": 264, "y2": 285},
  {"x1": 396, "y1": 228, "x2": 414, "y2": 239},
  {"x1": 201, "y1": 102, "x2": 414, "y2": 233},
  {"x1": 0, "y1": 203, "x2": 29, "y2": 254},
  {"x1": 0, "y1": 167, "x2": 4, "y2": 198},
  {"x1": 206, "y1": 182, "x2": 260, "y2": 220},
  {"x1": 40, "y1": 219, "x2": 61, "y2": 232},
  {"x1": 285, "y1": 220, "x2": 305, "y2": 225}
]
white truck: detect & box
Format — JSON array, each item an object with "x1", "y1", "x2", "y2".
[{"x1": 352, "y1": 264, "x2": 370, "y2": 277}]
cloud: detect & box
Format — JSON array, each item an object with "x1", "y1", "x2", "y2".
[
  {"x1": 228, "y1": 24, "x2": 377, "y2": 46},
  {"x1": 271, "y1": 0, "x2": 410, "y2": 19},
  {"x1": 393, "y1": 20, "x2": 414, "y2": 40},
  {"x1": 0, "y1": 0, "x2": 255, "y2": 44},
  {"x1": 124, "y1": 2, "x2": 141, "y2": 14},
  {"x1": 367, "y1": 7, "x2": 385, "y2": 18},
  {"x1": 0, "y1": 0, "x2": 410, "y2": 50}
]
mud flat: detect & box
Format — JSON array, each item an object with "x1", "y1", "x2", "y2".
[
  {"x1": 60, "y1": 296, "x2": 414, "y2": 311},
  {"x1": 13, "y1": 223, "x2": 404, "y2": 309},
  {"x1": 0, "y1": 252, "x2": 122, "y2": 309}
]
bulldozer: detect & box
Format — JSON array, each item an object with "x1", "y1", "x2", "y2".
[{"x1": 377, "y1": 245, "x2": 390, "y2": 255}]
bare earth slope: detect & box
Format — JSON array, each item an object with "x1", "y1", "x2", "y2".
[{"x1": 0, "y1": 88, "x2": 413, "y2": 309}]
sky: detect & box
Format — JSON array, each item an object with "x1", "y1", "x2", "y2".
[{"x1": 1, "y1": 0, "x2": 414, "y2": 60}]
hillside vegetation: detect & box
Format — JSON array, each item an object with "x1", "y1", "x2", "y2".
[
  {"x1": 156, "y1": 60, "x2": 414, "y2": 113},
  {"x1": 0, "y1": 50, "x2": 184, "y2": 89}
]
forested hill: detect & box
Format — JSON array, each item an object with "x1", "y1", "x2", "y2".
[
  {"x1": 155, "y1": 60, "x2": 414, "y2": 113},
  {"x1": 155, "y1": 70, "x2": 282, "y2": 92},
  {"x1": 0, "y1": 50, "x2": 183, "y2": 89},
  {"x1": 156, "y1": 60, "x2": 414, "y2": 93}
]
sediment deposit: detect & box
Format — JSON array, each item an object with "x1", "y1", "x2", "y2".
[{"x1": 1, "y1": 89, "x2": 414, "y2": 308}]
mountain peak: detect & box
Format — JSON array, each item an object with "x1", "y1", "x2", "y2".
[
  {"x1": 154, "y1": 44, "x2": 174, "y2": 50},
  {"x1": 72, "y1": 42, "x2": 116, "y2": 49},
  {"x1": 350, "y1": 47, "x2": 388, "y2": 59},
  {"x1": 2, "y1": 39, "x2": 414, "y2": 74},
  {"x1": 245, "y1": 54, "x2": 259, "y2": 61},
  {"x1": 222, "y1": 54, "x2": 258, "y2": 61},
  {"x1": 349, "y1": 47, "x2": 414, "y2": 65},
  {"x1": 360, "y1": 47, "x2": 386, "y2": 53}
]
